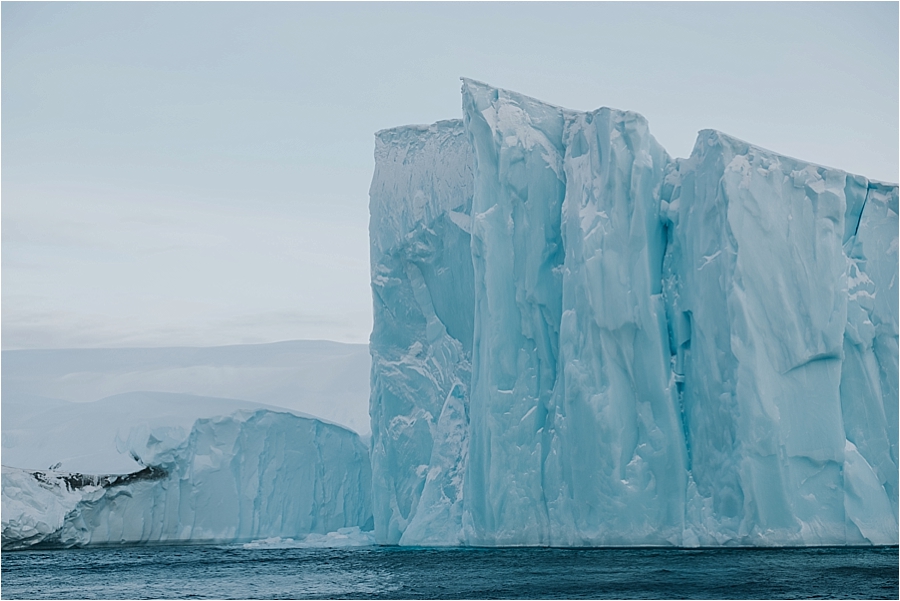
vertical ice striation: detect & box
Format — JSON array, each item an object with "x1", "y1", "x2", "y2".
[
  {"x1": 369, "y1": 80, "x2": 898, "y2": 547},
  {"x1": 461, "y1": 79, "x2": 567, "y2": 545},
  {"x1": 546, "y1": 108, "x2": 688, "y2": 545},
  {"x1": 368, "y1": 121, "x2": 474, "y2": 545},
  {"x1": 839, "y1": 180, "x2": 899, "y2": 541},
  {"x1": 659, "y1": 131, "x2": 898, "y2": 544}
]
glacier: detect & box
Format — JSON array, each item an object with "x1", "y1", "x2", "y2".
[
  {"x1": 369, "y1": 79, "x2": 899, "y2": 546},
  {"x1": 2, "y1": 409, "x2": 373, "y2": 550}
]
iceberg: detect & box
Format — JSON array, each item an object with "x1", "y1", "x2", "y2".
[
  {"x1": 2, "y1": 391, "x2": 304, "y2": 474},
  {"x1": 368, "y1": 121, "x2": 474, "y2": 545},
  {"x1": 2, "y1": 410, "x2": 373, "y2": 549},
  {"x1": 368, "y1": 79, "x2": 898, "y2": 546},
  {"x1": 660, "y1": 131, "x2": 896, "y2": 544}
]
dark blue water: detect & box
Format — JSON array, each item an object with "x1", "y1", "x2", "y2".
[{"x1": 2, "y1": 545, "x2": 897, "y2": 599}]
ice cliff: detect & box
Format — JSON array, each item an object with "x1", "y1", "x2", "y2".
[
  {"x1": 369, "y1": 79, "x2": 899, "y2": 546},
  {"x1": 369, "y1": 121, "x2": 474, "y2": 545},
  {"x1": 2, "y1": 410, "x2": 373, "y2": 549}
]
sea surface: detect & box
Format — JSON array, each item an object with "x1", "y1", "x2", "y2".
[{"x1": 2, "y1": 545, "x2": 897, "y2": 599}]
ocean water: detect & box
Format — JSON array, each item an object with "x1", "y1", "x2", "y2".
[{"x1": 2, "y1": 545, "x2": 897, "y2": 599}]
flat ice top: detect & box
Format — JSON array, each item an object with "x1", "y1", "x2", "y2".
[
  {"x1": 2, "y1": 340, "x2": 372, "y2": 474},
  {"x1": 3, "y1": 391, "x2": 301, "y2": 474}
]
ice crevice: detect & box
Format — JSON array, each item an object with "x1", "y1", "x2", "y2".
[{"x1": 369, "y1": 79, "x2": 898, "y2": 547}]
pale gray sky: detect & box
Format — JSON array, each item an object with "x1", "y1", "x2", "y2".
[{"x1": 3, "y1": 2, "x2": 897, "y2": 349}]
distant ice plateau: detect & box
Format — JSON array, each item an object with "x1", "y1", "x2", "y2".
[
  {"x1": 1, "y1": 342, "x2": 373, "y2": 549},
  {"x1": 369, "y1": 79, "x2": 898, "y2": 547}
]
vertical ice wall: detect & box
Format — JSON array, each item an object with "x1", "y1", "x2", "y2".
[
  {"x1": 660, "y1": 131, "x2": 899, "y2": 544},
  {"x1": 839, "y1": 180, "x2": 899, "y2": 542},
  {"x1": 369, "y1": 80, "x2": 899, "y2": 546},
  {"x1": 545, "y1": 108, "x2": 688, "y2": 546},
  {"x1": 368, "y1": 121, "x2": 474, "y2": 545},
  {"x1": 461, "y1": 79, "x2": 567, "y2": 545}
]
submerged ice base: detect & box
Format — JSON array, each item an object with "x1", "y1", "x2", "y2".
[
  {"x1": 2, "y1": 410, "x2": 373, "y2": 549},
  {"x1": 369, "y1": 79, "x2": 899, "y2": 547}
]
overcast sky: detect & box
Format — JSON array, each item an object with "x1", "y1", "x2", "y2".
[{"x1": 3, "y1": 2, "x2": 897, "y2": 350}]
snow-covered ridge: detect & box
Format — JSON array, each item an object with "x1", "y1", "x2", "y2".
[
  {"x1": 369, "y1": 79, "x2": 898, "y2": 547},
  {"x1": 2, "y1": 409, "x2": 373, "y2": 550}
]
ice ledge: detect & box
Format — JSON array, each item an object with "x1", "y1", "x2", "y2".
[
  {"x1": 694, "y1": 129, "x2": 898, "y2": 186},
  {"x1": 375, "y1": 119, "x2": 463, "y2": 139}
]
